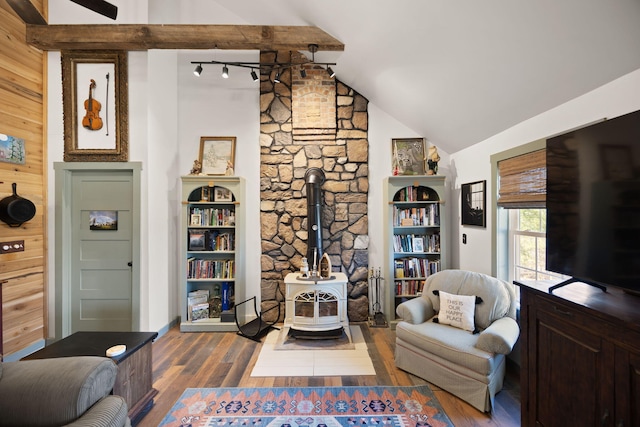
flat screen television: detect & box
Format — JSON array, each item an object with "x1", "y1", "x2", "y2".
[{"x1": 546, "y1": 109, "x2": 640, "y2": 294}]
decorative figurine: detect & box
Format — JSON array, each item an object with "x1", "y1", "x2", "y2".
[
  {"x1": 190, "y1": 159, "x2": 202, "y2": 175},
  {"x1": 427, "y1": 145, "x2": 440, "y2": 175}
]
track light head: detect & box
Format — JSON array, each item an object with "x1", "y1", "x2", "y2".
[
  {"x1": 222, "y1": 65, "x2": 229, "y2": 79},
  {"x1": 194, "y1": 64, "x2": 203, "y2": 76},
  {"x1": 251, "y1": 69, "x2": 259, "y2": 82},
  {"x1": 327, "y1": 66, "x2": 335, "y2": 78},
  {"x1": 274, "y1": 72, "x2": 281, "y2": 83}
]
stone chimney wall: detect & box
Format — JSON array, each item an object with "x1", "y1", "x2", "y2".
[{"x1": 259, "y1": 51, "x2": 370, "y2": 322}]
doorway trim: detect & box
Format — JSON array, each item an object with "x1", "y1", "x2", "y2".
[{"x1": 54, "y1": 162, "x2": 142, "y2": 339}]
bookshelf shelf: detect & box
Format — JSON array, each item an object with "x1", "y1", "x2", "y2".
[
  {"x1": 384, "y1": 176, "x2": 448, "y2": 327},
  {"x1": 180, "y1": 176, "x2": 245, "y2": 332}
]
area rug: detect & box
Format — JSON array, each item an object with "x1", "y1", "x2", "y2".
[
  {"x1": 251, "y1": 326, "x2": 375, "y2": 377},
  {"x1": 159, "y1": 385, "x2": 454, "y2": 427}
]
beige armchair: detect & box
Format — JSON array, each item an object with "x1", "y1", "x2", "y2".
[
  {"x1": 394, "y1": 269, "x2": 520, "y2": 412},
  {"x1": 0, "y1": 356, "x2": 130, "y2": 427}
]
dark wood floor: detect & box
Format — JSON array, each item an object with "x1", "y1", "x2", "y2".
[{"x1": 138, "y1": 323, "x2": 521, "y2": 427}]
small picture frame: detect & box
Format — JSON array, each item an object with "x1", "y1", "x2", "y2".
[
  {"x1": 190, "y1": 213, "x2": 202, "y2": 226},
  {"x1": 199, "y1": 136, "x2": 236, "y2": 175},
  {"x1": 188, "y1": 230, "x2": 206, "y2": 251},
  {"x1": 201, "y1": 186, "x2": 210, "y2": 201},
  {"x1": 461, "y1": 180, "x2": 486, "y2": 227},
  {"x1": 412, "y1": 236, "x2": 424, "y2": 252},
  {"x1": 89, "y1": 210, "x2": 118, "y2": 230},
  {"x1": 0, "y1": 133, "x2": 26, "y2": 165},
  {"x1": 214, "y1": 187, "x2": 233, "y2": 202}
]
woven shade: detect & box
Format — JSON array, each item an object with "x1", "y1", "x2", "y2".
[{"x1": 497, "y1": 149, "x2": 546, "y2": 208}]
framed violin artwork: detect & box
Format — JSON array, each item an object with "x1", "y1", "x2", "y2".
[{"x1": 62, "y1": 51, "x2": 128, "y2": 161}]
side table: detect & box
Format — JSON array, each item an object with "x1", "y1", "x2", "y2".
[{"x1": 23, "y1": 331, "x2": 158, "y2": 426}]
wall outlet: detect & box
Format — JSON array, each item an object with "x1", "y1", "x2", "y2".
[{"x1": 0, "y1": 240, "x2": 24, "y2": 253}]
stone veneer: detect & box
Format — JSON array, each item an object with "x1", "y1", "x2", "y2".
[{"x1": 259, "y1": 51, "x2": 370, "y2": 322}]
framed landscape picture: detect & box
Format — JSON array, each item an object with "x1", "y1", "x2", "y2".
[{"x1": 199, "y1": 136, "x2": 236, "y2": 175}]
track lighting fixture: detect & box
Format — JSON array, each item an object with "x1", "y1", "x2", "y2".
[{"x1": 190, "y1": 44, "x2": 337, "y2": 83}]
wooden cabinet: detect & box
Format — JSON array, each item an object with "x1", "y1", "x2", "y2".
[
  {"x1": 518, "y1": 280, "x2": 640, "y2": 427},
  {"x1": 384, "y1": 176, "x2": 447, "y2": 326},
  {"x1": 180, "y1": 176, "x2": 244, "y2": 332}
]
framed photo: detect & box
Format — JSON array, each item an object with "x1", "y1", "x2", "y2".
[
  {"x1": 62, "y1": 51, "x2": 128, "y2": 162},
  {"x1": 600, "y1": 145, "x2": 634, "y2": 180},
  {"x1": 461, "y1": 180, "x2": 486, "y2": 227},
  {"x1": 412, "y1": 236, "x2": 424, "y2": 252},
  {"x1": 190, "y1": 213, "x2": 202, "y2": 226},
  {"x1": 214, "y1": 187, "x2": 233, "y2": 202},
  {"x1": 392, "y1": 138, "x2": 426, "y2": 175},
  {"x1": 0, "y1": 133, "x2": 26, "y2": 165},
  {"x1": 199, "y1": 136, "x2": 236, "y2": 175},
  {"x1": 89, "y1": 210, "x2": 118, "y2": 230},
  {"x1": 188, "y1": 230, "x2": 206, "y2": 251}
]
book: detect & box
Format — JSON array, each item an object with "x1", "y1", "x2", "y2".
[{"x1": 191, "y1": 302, "x2": 209, "y2": 321}]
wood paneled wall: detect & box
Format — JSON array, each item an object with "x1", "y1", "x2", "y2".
[{"x1": 0, "y1": 0, "x2": 47, "y2": 358}]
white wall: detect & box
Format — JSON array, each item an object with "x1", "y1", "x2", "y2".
[
  {"x1": 45, "y1": 0, "x2": 640, "y2": 335},
  {"x1": 450, "y1": 68, "x2": 640, "y2": 274}
]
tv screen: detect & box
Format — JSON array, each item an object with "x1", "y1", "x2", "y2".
[{"x1": 546, "y1": 109, "x2": 640, "y2": 293}]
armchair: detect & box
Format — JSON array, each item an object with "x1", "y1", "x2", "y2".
[
  {"x1": 394, "y1": 269, "x2": 519, "y2": 412},
  {"x1": 0, "y1": 356, "x2": 130, "y2": 427}
]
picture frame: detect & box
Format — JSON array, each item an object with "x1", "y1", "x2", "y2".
[
  {"x1": 89, "y1": 210, "x2": 118, "y2": 230},
  {"x1": 461, "y1": 180, "x2": 486, "y2": 227},
  {"x1": 600, "y1": 144, "x2": 634, "y2": 180},
  {"x1": 0, "y1": 133, "x2": 26, "y2": 165},
  {"x1": 392, "y1": 138, "x2": 426, "y2": 175},
  {"x1": 188, "y1": 230, "x2": 206, "y2": 251},
  {"x1": 412, "y1": 236, "x2": 424, "y2": 252},
  {"x1": 214, "y1": 186, "x2": 233, "y2": 202},
  {"x1": 199, "y1": 136, "x2": 236, "y2": 175},
  {"x1": 62, "y1": 51, "x2": 128, "y2": 162}
]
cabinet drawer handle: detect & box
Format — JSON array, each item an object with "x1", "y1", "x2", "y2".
[{"x1": 553, "y1": 306, "x2": 573, "y2": 317}]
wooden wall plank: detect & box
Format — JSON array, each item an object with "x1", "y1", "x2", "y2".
[{"x1": 0, "y1": 0, "x2": 46, "y2": 359}]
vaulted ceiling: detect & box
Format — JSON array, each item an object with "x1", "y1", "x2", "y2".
[{"x1": 41, "y1": 0, "x2": 640, "y2": 154}]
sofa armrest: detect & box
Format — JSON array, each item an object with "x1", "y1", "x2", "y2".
[
  {"x1": 0, "y1": 356, "x2": 118, "y2": 427},
  {"x1": 64, "y1": 395, "x2": 131, "y2": 427},
  {"x1": 396, "y1": 296, "x2": 435, "y2": 324},
  {"x1": 475, "y1": 316, "x2": 520, "y2": 354}
]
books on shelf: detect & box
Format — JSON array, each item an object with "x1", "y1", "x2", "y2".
[
  {"x1": 190, "y1": 302, "x2": 210, "y2": 321},
  {"x1": 393, "y1": 233, "x2": 440, "y2": 253},
  {"x1": 189, "y1": 207, "x2": 235, "y2": 227},
  {"x1": 395, "y1": 279, "x2": 425, "y2": 296},
  {"x1": 187, "y1": 258, "x2": 235, "y2": 279},
  {"x1": 188, "y1": 230, "x2": 235, "y2": 251},
  {"x1": 393, "y1": 204, "x2": 439, "y2": 226},
  {"x1": 187, "y1": 289, "x2": 209, "y2": 321},
  {"x1": 394, "y1": 257, "x2": 440, "y2": 279}
]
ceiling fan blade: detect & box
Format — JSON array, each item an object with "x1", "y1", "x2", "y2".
[{"x1": 69, "y1": 0, "x2": 118, "y2": 20}]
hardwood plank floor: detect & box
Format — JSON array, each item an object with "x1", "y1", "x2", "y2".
[{"x1": 137, "y1": 323, "x2": 521, "y2": 427}]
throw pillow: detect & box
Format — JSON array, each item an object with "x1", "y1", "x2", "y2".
[{"x1": 434, "y1": 290, "x2": 477, "y2": 332}]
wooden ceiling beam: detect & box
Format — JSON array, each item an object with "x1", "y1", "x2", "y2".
[
  {"x1": 25, "y1": 24, "x2": 345, "y2": 51},
  {"x1": 5, "y1": 0, "x2": 47, "y2": 25}
]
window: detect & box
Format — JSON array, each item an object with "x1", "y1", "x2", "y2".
[{"x1": 508, "y1": 208, "x2": 567, "y2": 283}]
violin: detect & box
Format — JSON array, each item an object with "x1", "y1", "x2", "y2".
[{"x1": 82, "y1": 79, "x2": 103, "y2": 131}]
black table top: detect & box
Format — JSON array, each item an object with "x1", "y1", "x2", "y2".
[{"x1": 22, "y1": 331, "x2": 158, "y2": 364}]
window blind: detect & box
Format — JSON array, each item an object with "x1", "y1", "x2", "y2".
[{"x1": 497, "y1": 149, "x2": 546, "y2": 208}]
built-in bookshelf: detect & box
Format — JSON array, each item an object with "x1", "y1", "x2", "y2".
[
  {"x1": 384, "y1": 176, "x2": 447, "y2": 327},
  {"x1": 180, "y1": 176, "x2": 244, "y2": 332}
]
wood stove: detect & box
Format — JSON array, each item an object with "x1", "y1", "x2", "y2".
[{"x1": 284, "y1": 272, "x2": 348, "y2": 334}]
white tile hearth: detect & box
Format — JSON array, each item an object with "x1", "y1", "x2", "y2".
[{"x1": 250, "y1": 325, "x2": 375, "y2": 377}]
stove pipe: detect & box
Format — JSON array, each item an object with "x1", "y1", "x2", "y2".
[{"x1": 305, "y1": 168, "x2": 326, "y2": 266}]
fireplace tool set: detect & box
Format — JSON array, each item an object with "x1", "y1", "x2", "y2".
[{"x1": 369, "y1": 267, "x2": 388, "y2": 327}]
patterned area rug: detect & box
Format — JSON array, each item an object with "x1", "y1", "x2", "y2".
[{"x1": 159, "y1": 386, "x2": 453, "y2": 427}]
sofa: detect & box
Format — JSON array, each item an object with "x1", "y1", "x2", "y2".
[
  {"x1": 0, "y1": 356, "x2": 130, "y2": 427},
  {"x1": 394, "y1": 269, "x2": 520, "y2": 412}
]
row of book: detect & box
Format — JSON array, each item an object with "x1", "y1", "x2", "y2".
[
  {"x1": 189, "y1": 207, "x2": 236, "y2": 227},
  {"x1": 188, "y1": 230, "x2": 235, "y2": 251},
  {"x1": 187, "y1": 258, "x2": 235, "y2": 279},
  {"x1": 393, "y1": 186, "x2": 433, "y2": 202},
  {"x1": 395, "y1": 279, "x2": 425, "y2": 296},
  {"x1": 393, "y1": 204, "x2": 439, "y2": 226},
  {"x1": 393, "y1": 233, "x2": 441, "y2": 253},
  {"x1": 394, "y1": 257, "x2": 441, "y2": 279}
]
